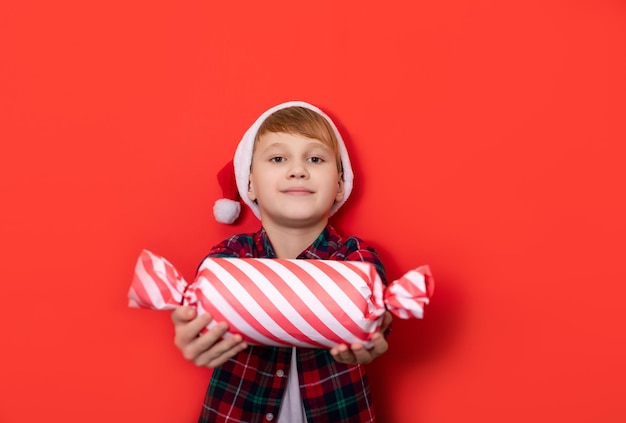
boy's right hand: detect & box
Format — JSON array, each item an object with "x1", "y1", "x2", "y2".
[{"x1": 172, "y1": 306, "x2": 248, "y2": 368}]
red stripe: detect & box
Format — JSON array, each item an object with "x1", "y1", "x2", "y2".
[
  {"x1": 130, "y1": 254, "x2": 159, "y2": 308},
  {"x1": 278, "y1": 260, "x2": 370, "y2": 342},
  {"x1": 216, "y1": 259, "x2": 325, "y2": 347},
  {"x1": 192, "y1": 286, "x2": 263, "y2": 344},
  {"x1": 313, "y1": 261, "x2": 372, "y2": 314},
  {"x1": 140, "y1": 251, "x2": 183, "y2": 306},
  {"x1": 130, "y1": 252, "x2": 177, "y2": 309},
  {"x1": 362, "y1": 260, "x2": 386, "y2": 313},
  {"x1": 384, "y1": 267, "x2": 434, "y2": 318},
  {"x1": 340, "y1": 261, "x2": 384, "y2": 317},
  {"x1": 417, "y1": 265, "x2": 435, "y2": 296},
  {"x1": 129, "y1": 272, "x2": 153, "y2": 308},
  {"x1": 314, "y1": 260, "x2": 384, "y2": 331},
  {"x1": 162, "y1": 255, "x2": 182, "y2": 289},
  {"x1": 314, "y1": 261, "x2": 370, "y2": 312},
  {"x1": 244, "y1": 259, "x2": 340, "y2": 347},
  {"x1": 197, "y1": 266, "x2": 291, "y2": 346}
]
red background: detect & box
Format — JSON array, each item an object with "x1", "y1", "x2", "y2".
[{"x1": 2, "y1": 0, "x2": 625, "y2": 421}]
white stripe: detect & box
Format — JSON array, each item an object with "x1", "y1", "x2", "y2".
[
  {"x1": 297, "y1": 260, "x2": 370, "y2": 331},
  {"x1": 329, "y1": 260, "x2": 386, "y2": 317},
  {"x1": 234, "y1": 259, "x2": 330, "y2": 345},
  {"x1": 196, "y1": 275, "x2": 292, "y2": 347},
  {"x1": 387, "y1": 284, "x2": 425, "y2": 318},
  {"x1": 402, "y1": 269, "x2": 427, "y2": 294},
  {"x1": 260, "y1": 259, "x2": 363, "y2": 345},
  {"x1": 127, "y1": 287, "x2": 141, "y2": 308},
  {"x1": 201, "y1": 259, "x2": 308, "y2": 347},
  {"x1": 134, "y1": 254, "x2": 178, "y2": 309},
  {"x1": 265, "y1": 259, "x2": 370, "y2": 343},
  {"x1": 322, "y1": 260, "x2": 374, "y2": 293}
]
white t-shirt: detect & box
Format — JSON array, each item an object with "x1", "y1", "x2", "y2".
[{"x1": 277, "y1": 347, "x2": 307, "y2": 422}]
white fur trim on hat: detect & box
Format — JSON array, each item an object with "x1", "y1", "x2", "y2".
[{"x1": 233, "y1": 101, "x2": 354, "y2": 221}]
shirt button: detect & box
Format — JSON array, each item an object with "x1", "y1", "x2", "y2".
[
  {"x1": 276, "y1": 369, "x2": 284, "y2": 377},
  {"x1": 265, "y1": 413, "x2": 274, "y2": 421}
]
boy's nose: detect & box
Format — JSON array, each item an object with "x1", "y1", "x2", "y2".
[{"x1": 288, "y1": 163, "x2": 309, "y2": 179}]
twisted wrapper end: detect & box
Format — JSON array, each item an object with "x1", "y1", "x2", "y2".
[
  {"x1": 128, "y1": 250, "x2": 435, "y2": 348},
  {"x1": 384, "y1": 265, "x2": 434, "y2": 319},
  {"x1": 128, "y1": 250, "x2": 190, "y2": 310}
]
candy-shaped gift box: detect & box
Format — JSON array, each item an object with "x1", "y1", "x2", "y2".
[{"x1": 129, "y1": 250, "x2": 433, "y2": 348}]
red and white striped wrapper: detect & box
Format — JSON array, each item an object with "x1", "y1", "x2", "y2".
[{"x1": 129, "y1": 249, "x2": 434, "y2": 349}]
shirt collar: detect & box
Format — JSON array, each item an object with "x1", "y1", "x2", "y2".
[
  {"x1": 256, "y1": 227, "x2": 276, "y2": 258},
  {"x1": 255, "y1": 224, "x2": 340, "y2": 260}
]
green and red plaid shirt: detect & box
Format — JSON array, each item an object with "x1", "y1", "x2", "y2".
[{"x1": 198, "y1": 225, "x2": 387, "y2": 423}]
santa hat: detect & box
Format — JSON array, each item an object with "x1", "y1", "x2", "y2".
[{"x1": 213, "y1": 100, "x2": 354, "y2": 224}]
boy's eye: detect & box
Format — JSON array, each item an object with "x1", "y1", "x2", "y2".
[
  {"x1": 309, "y1": 157, "x2": 324, "y2": 163},
  {"x1": 270, "y1": 157, "x2": 284, "y2": 163}
]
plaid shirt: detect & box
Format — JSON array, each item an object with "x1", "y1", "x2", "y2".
[{"x1": 198, "y1": 225, "x2": 387, "y2": 423}]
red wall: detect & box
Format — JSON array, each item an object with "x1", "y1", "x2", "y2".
[{"x1": 2, "y1": 1, "x2": 625, "y2": 421}]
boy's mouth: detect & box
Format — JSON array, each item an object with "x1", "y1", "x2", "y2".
[{"x1": 282, "y1": 187, "x2": 314, "y2": 195}]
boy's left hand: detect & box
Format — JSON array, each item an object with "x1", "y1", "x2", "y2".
[{"x1": 330, "y1": 312, "x2": 392, "y2": 365}]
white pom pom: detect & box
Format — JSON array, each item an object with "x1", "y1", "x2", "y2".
[{"x1": 213, "y1": 198, "x2": 241, "y2": 224}]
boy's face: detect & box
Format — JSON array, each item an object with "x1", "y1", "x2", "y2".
[{"x1": 248, "y1": 131, "x2": 344, "y2": 228}]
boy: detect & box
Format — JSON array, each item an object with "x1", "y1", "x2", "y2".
[{"x1": 172, "y1": 101, "x2": 392, "y2": 422}]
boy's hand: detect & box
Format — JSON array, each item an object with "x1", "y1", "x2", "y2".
[
  {"x1": 330, "y1": 312, "x2": 392, "y2": 365},
  {"x1": 172, "y1": 306, "x2": 248, "y2": 368}
]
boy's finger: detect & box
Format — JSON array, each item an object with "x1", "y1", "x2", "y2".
[
  {"x1": 175, "y1": 313, "x2": 213, "y2": 346},
  {"x1": 193, "y1": 321, "x2": 229, "y2": 351},
  {"x1": 333, "y1": 344, "x2": 357, "y2": 363},
  {"x1": 350, "y1": 343, "x2": 373, "y2": 364},
  {"x1": 363, "y1": 334, "x2": 388, "y2": 360},
  {"x1": 171, "y1": 306, "x2": 196, "y2": 325},
  {"x1": 196, "y1": 336, "x2": 248, "y2": 368},
  {"x1": 179, "y1": 320, "x2": 222, "y2": 361}
]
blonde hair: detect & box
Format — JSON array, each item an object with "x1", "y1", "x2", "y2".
[{"x1": 255, "y1": 106, "x2": 343, "y2": 173}]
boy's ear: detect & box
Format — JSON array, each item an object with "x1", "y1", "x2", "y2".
[
  {"x1": 247, "y1": 178, "x2": 257, "y2": 202},
  {"x1": 335, "y1": 176, "x2": 345, "y2": 203}
]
